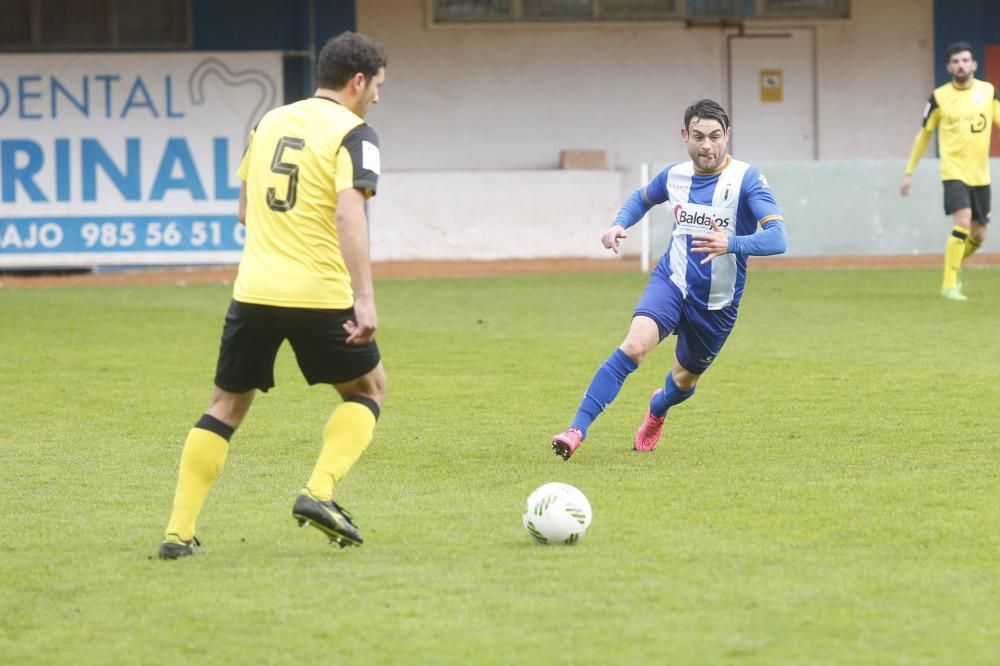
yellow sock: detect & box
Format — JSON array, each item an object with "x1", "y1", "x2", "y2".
[
  {"x1": 306, "y1": 400, "x2": 379, "y2": 501},
  {"x1": 165, "y1": 416, "x2": 232, "y2": 541},
  {"x1": 963, "y1": 235, "x2": 982, "y2": 259},
  {"x1": 942, "y1": 226, "x2": 968, "y2": 291}
]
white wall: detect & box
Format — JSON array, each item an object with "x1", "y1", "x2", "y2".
[
  {"x1": 645, "y1": 160, "x2": 994, "y2": 260},
  {"x1": 359, "y1": 0, "x2": 934, "y2": 171},
  {"x1": 362, "y1": 1, "x2": 719, "y2": 172},
  {"x1": 815, "y1": 2, "x2": 934, "y2": 159},
  {"x1": 369, "y1": 170, "x2": 624, "y2": 261},
  {"x1": 357, "y1": 0, "x2": 938, "y2": 261}
]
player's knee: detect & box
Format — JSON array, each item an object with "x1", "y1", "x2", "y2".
[
  {"x1": 363, "y1": 381, "x2": 386, "y2": 407},
  {"x1": 971, "y1": 227, "x2": 987, "y2": 244},
  {"x1": 619, "y1": 340, "x2": 651, "y2": 364},
  {"x1": 352, "y1": 370, "x2": 387, "y2": 407},
  {"x1": 367, "y1": 368, "x2": 387, "y2": 405}
]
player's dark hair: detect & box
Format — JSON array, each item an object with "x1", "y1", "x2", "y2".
[
  {"x1": 946, "y1": 41, "x2": 975, "y2": 60},
  {"x1": 317, "y1": 31, "x2": 387, "y2": 90},
  {"x1": 684, "y1": 99, "x2": 730, "y2": 131}
]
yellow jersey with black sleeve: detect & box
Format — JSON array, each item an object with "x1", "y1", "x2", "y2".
[
  {"x1": 905, "y1": 79, "x2": 1000, "y2": 186},
  {"x1": 233, "y1": 96, "x2": 380, "y2": 309}
]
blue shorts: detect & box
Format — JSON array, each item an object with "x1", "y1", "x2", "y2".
[{"x1": 634, "y1": 269, "x2": 738, "y2": 374}]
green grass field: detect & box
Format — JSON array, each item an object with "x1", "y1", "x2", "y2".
[{"x1": 1, "y1": 266, "x2": 998, "y2": 664}]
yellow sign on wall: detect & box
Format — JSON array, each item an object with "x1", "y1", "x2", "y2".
[{"x1": 760, "y1": 69, "x2": 783, "y2": 103}]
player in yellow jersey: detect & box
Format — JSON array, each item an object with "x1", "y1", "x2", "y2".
[
  {"x1": 159, "y1": 32, "x2": 388, "y2": 558},
  {"x1": 901, "y1": 41, "x2": 1000, "y2": 301}
]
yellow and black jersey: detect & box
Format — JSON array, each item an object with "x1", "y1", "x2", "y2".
[
  {"x1": 234, "y1": 96, "x2": 380, "y2": 309},
  {"x1": 906, "y1": 78, "x2": 1000, "y2": 185}
]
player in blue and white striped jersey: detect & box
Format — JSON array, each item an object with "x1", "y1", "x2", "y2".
[{"x1": 551, "y1": 99, "x2": 787, "y2": 460}]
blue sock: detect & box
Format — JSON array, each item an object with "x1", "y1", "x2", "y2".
[
  {"x1": 650, "y1": 372, "x2": 696, "y2": 418},
  {"x1": 571, "y1": 349, "x2": 638, "y2": 436}
]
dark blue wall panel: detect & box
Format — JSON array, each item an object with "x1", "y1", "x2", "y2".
[
  {"x1": 317, "y1": 1, "x2": 358, "y2": 47},
  {"x1": 193, "y1": 0, "x2": 356, "y2": 51},
  {"x1": 194, "y1": 0, "x2": 308, "y2": 51},
  {"x1": 284, "y1": 55, "x2": 313, "y2": 104},
  {"x1": 985, "y1": 1, "x2": 1000, "y2": 44},
  {"x1": 933, "y1": 0, "x2": 988, "y2": 85},
  {"x1": 192, "y1": 1, "x2": 356, "y2": 102}
]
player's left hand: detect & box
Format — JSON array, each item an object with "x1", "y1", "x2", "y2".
[{"x1": 690, "y1": 219, "x2": 730, "y2": 264}]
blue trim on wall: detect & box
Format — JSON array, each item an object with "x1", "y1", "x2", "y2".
[
  {"x1": 192, "y1": 0, "x2": 356, "y2": 51},
  {"x1": 318, "y1": 1, "x2": 357, "y2": 47},
  {"x1": 986, "y1": 2, "x2": 1000, "y2": 44},
  {"x1": 190, "y1": 0, "x2": 357, "y2": 103},
  {"x1": 284, "y1": 55, "x2": 312, "y2": 106},
  {"x1": 194, "y1": 1, "x2": 307, "y2": 51},
  {"x1": 933, "y1": 0, "x2": 987, "y2": 86}
]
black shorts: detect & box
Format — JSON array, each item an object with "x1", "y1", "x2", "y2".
[
  {"x1": 214, "y1": 300, "x2": 381, "y2": 393},
  {"x1": 943, "y1": 180, "x2": 992, "y2": 223}
]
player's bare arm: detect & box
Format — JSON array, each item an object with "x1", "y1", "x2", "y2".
[
  {"x1": 602, "y1": 224, "x2": 627, "y2": 254},
  {"x1": 337, "y1": 186, "x2": 378, "y2": 344}
]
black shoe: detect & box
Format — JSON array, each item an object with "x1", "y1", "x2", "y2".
[
  {"x1": 292, "y1": 490, "x2": 363, "y2": 548},
  {"x1": 158, "y1": 534, "x2": 200, "y2": 559}
]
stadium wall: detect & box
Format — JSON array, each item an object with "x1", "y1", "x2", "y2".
[
  {"x1": 368, "y1": 170, "x2": 624, "y2": 261},
  {"x1": 7, "y1": 1, "x2": 999, "y2": 268},
  {"x1": 356, "y1": 0, "x2": 955, "y2": 261},
  {"x1": 371, "y1": 159, "x2": 1000, "y2": 262},
  {"x1": 645, "y1": 159, "x2": 1000, "y2": 261},
  {"x1": 359, "y1": 0, "x2": 933, "y2": 171},
  {"x1": 191, "y1": 0, "x2": 356, "y2": 102}
]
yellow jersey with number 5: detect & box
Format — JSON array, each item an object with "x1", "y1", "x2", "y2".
[
  {"x1": 916, "y1": 79, "x2": 1000, "y2": 186},
  {"x1": 234, "y1": 96, "x2": 380, "y2": 308}
]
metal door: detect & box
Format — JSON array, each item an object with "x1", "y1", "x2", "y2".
[{"x1": 728, "y1": 29, "x2": 816, "y2": 160}]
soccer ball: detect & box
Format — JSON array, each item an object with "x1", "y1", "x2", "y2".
[{"x1": 522, "y1": 482, "x2": 592, "y2": 544}]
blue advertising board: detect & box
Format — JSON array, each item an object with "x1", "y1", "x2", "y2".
[{"x1": 0, "y1": 53, "x2": 282, "y2": 268}]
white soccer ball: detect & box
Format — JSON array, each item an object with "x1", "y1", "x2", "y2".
[{"x1": 522, "y1": 482, "x2": 592, "y2": 545}]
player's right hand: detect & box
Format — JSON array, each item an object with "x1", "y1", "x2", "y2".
[
  {"x1": 345, "y1": 297, "x2": 378, "y2": 344},
  {"x1": 602, "y1": 225, "x2": 627, "y2": 254},
  {"x1": 899, "y1": 174, "x2": 912, "y2": 197}
]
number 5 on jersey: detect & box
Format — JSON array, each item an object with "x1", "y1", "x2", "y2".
[{"x1": 267, "y1": 136, "x2": 306, "y2": 212}]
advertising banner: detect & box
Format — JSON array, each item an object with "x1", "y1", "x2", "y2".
[{"x1": 0, "y1": 52, "x2": 283, "y2": 268}]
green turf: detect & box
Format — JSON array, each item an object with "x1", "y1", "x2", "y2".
[{"x1": 1, "y1": 266, "x2": 998, "y2": 664}]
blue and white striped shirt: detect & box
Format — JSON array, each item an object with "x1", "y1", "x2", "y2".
[{"x1": 617, "y1": 156, "x2": 785, "y2": 310}]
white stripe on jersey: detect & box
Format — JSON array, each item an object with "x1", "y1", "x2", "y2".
[
  {"x1": 708, "y1": 160, "x2": 749, "y2": 308},
  {"x1": 666, "y1": 163, "x2": 694, "y2": 300},
  {"x1": 666, "y1": 159, "x2": 751, "y2": 309}
]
